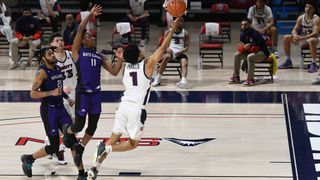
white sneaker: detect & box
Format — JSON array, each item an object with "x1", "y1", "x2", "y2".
[
  {"x1": 152, "y1": 77, "x2": 161, "y2": 87},
  {"x1": 9, "y1": 63, "x2": 19, "y2": 70},
  {"x1": 176, "y1": 81, "x2": 188, "y2": 89},
  {"x1": 311, "y1": 76, "x2": 320, "y2": 85}
]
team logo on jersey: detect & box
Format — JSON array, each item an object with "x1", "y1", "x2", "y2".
[{"x1": 164, "y1": 138, "x2": 215, "y2": 147}]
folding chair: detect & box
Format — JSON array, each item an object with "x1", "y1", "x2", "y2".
[
  {"x1": 132, "y1": 19, "x2": 150, "y2": 42},
  {"x1": 199, "y1": 23, "x2": 224, "y2": 69},
  {"x1": 157, "y1": 33, "x2": 182, "y2": 78},
  {"x1": 0, "y1": 32, "x2": 9, "y2": 56},
  {"x1": 254, "y1": 56, "x2": 275, "y2": 83},
  {"x1": 210, "y1": 3, "x2": 231, "y2": 43}
]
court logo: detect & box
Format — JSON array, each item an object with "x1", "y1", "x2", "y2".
[
  {"x1": 16, "y1": 137, "x2": 214, "y2": 147},
  {"x1": 303, "y1": 104, "x2": 320, "y2": 178},
  {"x1": 164, "y1": 138, "x2": 215, "y2": 147}
]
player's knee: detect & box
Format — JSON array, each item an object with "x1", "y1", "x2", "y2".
[
  {"x1": 44, "y1": 140, "x2": 59, "y2": 155},
  {"x1": 309, "y1": 38, "x2": 319, "y2": 46},
  {"x1": 85, "y1": 124, "x2": 97, "y2": 136},
  {"x1": 128, "y1": 139, "x2": 139, "y2": 149}
]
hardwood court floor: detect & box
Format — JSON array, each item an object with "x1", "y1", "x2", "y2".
[{"x1": 0, "y1": 21, "x2": 317, "y2": 179}]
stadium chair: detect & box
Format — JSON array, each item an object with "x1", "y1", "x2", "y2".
[
  {"x1": 198, "y1": 23, "x2": 224, "y2": 69},
  {"x1": 210, "y1": 3, "x2": 231, "y2": 43},
  {"x1": 157, "y1": 33, "x2": 182, "y2": 78},
  {"x1": 132, "y1": 19, "x2": 150, "y2": 42}
]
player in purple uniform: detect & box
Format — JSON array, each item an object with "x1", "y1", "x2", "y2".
[
  {"x1": 20, "y1": 46, "x2": 75, "y2": 178},
  {"x1": 62, "y1": 4, "x2": 123, "y2": 176}
]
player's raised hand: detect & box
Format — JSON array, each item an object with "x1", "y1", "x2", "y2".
[
  {"x1": 115, "y1": 47, "x2": 123, "y2": 60},
  {"x1": 90, "y1": 4, "x2": 103, "y2": 17}
]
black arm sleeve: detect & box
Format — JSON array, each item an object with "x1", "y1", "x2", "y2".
[{"x1": 62, "y1": 91, "x2": 69, "y2": 99}]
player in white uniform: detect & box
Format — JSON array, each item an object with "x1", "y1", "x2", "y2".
[
  {"x1": 278, "y1": 1, "x2": 320, "y2": 74},
  {"x1": 85, "y1": 17, "x2": 182, "y2": 179},
  {"x1": 248, "y1": 0, "x2": 279, "y2": 56},
  {"x1": 152, "y1": 17, "x2": 190, "y2": 88}
]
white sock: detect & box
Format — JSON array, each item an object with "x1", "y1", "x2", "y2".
[
  {"x1": 80, "y1": 142, "x2": 85, "y2": 148},
  {"x1": 157, "y1": 74, "x2": 162, "y2": 80},
  {"x1": 312, "y1": 59, "x2": 317, "y2": 63},
  {"x1": 105, "y1": 145, "x2": 112, "y2": 154},
  {"x1": 181, "y1": 77, "x2": 187, "y2": 84}
]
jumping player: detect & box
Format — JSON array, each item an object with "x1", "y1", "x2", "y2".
[
  {"x1": 62, "y1": 4, "x2": 124, "y2": 177},
  {"x1": 86, "y1": 17, "x2": 182, "y2": 179}
]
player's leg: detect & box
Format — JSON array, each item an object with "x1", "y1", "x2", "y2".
[
  {"x1": 307, "y1": 37, "x2": 319, "y2": 73},
  {"x1": 176, "y1": 54, "x2": 188, "y2": 88},
  {"x1": 279, "y1": 35, "x2": 294, "y2": 69},
  {"x1": 152, "y1": 53, "x2": 172, "y2": 86}
]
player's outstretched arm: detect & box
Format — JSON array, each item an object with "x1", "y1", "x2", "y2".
[
  {"x1": 144, "y1": 17, "x2": 181, "y2": 78},
  {"x1": 72, "y1": 4, "x2": 102, "y2": 62},
  {"x1": 102, "y1": 48, "x2": 124, "y2": 76}
]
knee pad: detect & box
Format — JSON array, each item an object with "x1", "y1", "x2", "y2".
[
  {"x1": 71, "y1": 115, "x2": 86, "y2": 133},
  {"x1": 64, "y1": 133, "x2": 78, "y2": 149},
  {"x1": 44, "y1": 137, "x2": 60, "y2": 155}
]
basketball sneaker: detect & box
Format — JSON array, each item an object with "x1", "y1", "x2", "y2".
[
  {"x1": 21, "y1": 154, "x2": 34, "y2": 177},
  {"x1": 55, "y1": 144, "x2": 67, "y2": 165},
  {"x1": 311, "y1": 76, "x2": 320, "y2": 85},
  {"x1": 241, "y1": 79, "x2": 255, "y2": 87},
  {"x1": 94, "y1": 141, "x2": 107, "y2": 163},
  {"x1": 176, "y1": 81, "x2": 188, "y2": 89},
  {"x1": 77, "y1": 171, "x2": 88, "y2": 180},
  {"x1": 308, "y1": 62, "x2": 318, "y2": 73},
  {"x1": 87, "y1": 167, "x2": 99, "y2": 180},
  {"x1": 73, "y1": 143, "x2": 84, "y2": 167},
  {"x1": 152, "y1": 77, "x2": 161, "y2": 87},
  {"x1": 228, "y1": 74, "x2": 240, "y2": 84},
  {"x1": 62, "y1": 124, "x2": 77, "y2": 148},
  {"x1": 278, "y1": 59, "x2": 293, "y2": 69}
]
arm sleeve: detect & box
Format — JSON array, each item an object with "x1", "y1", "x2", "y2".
[
  {"x1": 15, "y1": 32, "x2": 23, "y2": 40},
  {"x1": 240, "y1": 32, "x2": 245, "y2": 43},
  {"x1": 33, "y1": 31, "x2": 42, "y2": 40}
]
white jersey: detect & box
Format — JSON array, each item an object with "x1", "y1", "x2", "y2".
[
  {"x1": 248, "y1": 5, "x2": 273, "y2": 30},
  {"x1": 169, "y1": 29, "x2": 186, "y2": 55},
  {"x1": 129, "y1": 0, "x2": 146, "y2": 16},
  {"x1": 121, "y1": 59, "x2": 151, "y2": 108},
  {"x1": 301, "y1": 14, "x2": 318, "y2": 35},
  {"x1": 56, "y1": 51, "x2": 77, "y2": 90}
]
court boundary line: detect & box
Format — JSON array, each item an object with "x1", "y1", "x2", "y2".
[
  {"x1": 281, "y1": 93, "x2": 298, "y2": 180},
  {"x1": 0, "y1": 174, "x2": 293, "y2": 178}
]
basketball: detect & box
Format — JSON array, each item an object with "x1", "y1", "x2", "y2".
[{"x1": 166, "y1": 0, "x2": 186, "y2": 17}]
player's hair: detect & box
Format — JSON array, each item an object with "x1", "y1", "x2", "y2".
[
  {"x1": 124, "y1": 43, "x2": 140, "y2": 64},
  {"x1": 49, "y1": 32, "x2": 63, "y2": 43},
  {"x1": 35, "y1": 46, "x2": 57, "y2": 66},
  {"x1": 241, "y1": 18, "x2": 252, "y2": 24},
  {"x1": 306, "y1": 0, "x2": 318, "y2": 13}
]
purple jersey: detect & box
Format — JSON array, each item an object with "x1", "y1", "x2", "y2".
[
  {"x1": 76, "y1": 47, "x2": 103, "y2": 93},
  {"x1": 40, "y1": 65, "x2": 64, "y2": 106}
]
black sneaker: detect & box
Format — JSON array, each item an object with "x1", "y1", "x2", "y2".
[
  {"x1": 77, "y1": 171, "x2": 88, "y2": 180},
  {"x1": 21, "y1": 154, "x2": 34, "y2": 177},
  {"x1": 73, "y1": 143, "x2": 84, "y2": 167},
  {"x1": 87, "y1": 167, "x2": 99, "y2": 180}
]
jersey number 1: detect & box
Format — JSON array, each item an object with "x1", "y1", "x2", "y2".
[{"x1": 129, "y1": 72, "x2": 138, "y2": 86}]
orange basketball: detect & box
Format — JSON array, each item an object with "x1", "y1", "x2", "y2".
[{"x1": 166, "y1": 0, "x2": 186, "y2": 17}]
